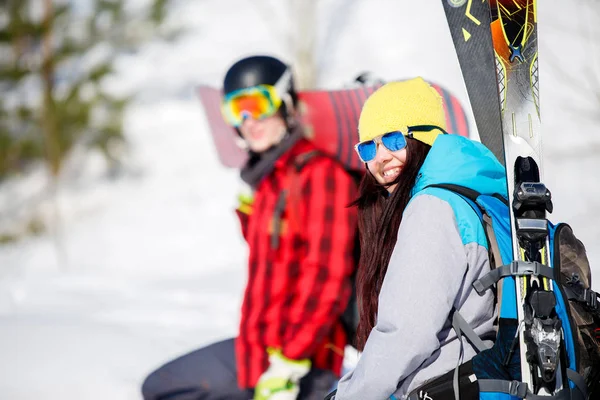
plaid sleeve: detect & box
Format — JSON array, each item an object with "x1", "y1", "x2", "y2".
[{"x1": 281, "y1": 161, "x2": 358, "y2": 360}]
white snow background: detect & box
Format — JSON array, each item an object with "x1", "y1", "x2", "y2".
[{"x1": 0, "y1": 0, "x2": 599, "y2": 399}]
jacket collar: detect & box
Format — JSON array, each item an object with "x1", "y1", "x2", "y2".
[{"x1": 240, "y1": 125, "x2": 306, "y2": 188}]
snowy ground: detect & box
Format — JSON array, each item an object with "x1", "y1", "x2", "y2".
[{"x1": 1, "y1": 1, "x2": 599, "y2": 399}]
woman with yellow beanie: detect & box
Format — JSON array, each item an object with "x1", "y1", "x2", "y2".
[{"x1": 332, "y1": 77, "x2": 506, "y2": 399}]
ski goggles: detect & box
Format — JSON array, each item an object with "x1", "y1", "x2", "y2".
[
  {"x1": 354, "y1": 125, "x2": 447, "y2": 162},
  {"x1": 221, "y1": 85, "x2": 283, "y2": 127}
]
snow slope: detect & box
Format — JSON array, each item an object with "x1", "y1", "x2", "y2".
[{"x1": 1, "y1": 0, "x2": 598, "y2": 399}]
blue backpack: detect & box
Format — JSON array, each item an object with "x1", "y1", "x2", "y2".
[{"x1": 406, "y1": 184, "x2": 600, "y2": 400}]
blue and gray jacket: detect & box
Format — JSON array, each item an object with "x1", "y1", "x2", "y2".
[{"x1": 335, "y1": 134, "x2": 507, "y2": 400}]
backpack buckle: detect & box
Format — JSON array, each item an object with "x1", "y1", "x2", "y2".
[{"x1": 510, "y1": 260, "x2": 542, "y2": 276}]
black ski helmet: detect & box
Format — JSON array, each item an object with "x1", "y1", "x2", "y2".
[{"x1": 223, "y1": 55, "x2": 298, "y2": 119}]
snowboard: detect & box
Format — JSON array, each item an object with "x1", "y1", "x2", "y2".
[{"x1": 197, "y1": 82, "x2": 470, "y2": 171}]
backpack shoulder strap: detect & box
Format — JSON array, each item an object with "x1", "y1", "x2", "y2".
[
  {"x1": 482, "y1": 213, "x2": 503, "y2": 274},
  {"x1": 422, "y1": 184, "x2": 505, "y2": 392},
  {"x1": 427, "y1": 183, "x2": 508, "y2": 207},
  {"x1": 424, "y1": 183, "x2": 503, "y2": 272},
  {"x1": 426, "y1": 183, "x2": 480, "y2": 203}
]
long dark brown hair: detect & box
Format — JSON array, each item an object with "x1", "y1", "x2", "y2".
[{"x1": 352, "y1": 138, "x2": 431, "y2": 351}]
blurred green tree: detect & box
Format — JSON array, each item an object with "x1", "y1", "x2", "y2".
[{"x1": 0, "y1": 0, "x2": 173, "y2": 179}]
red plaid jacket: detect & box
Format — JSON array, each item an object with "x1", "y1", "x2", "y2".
[{"x1": 235, "y1": 139, "x2": 358, "y2": 388}]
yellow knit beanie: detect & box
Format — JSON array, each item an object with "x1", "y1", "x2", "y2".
[{"x1": 358, "y1": 77, "x2": 446, "y2": 146}]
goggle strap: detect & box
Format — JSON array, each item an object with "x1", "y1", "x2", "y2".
[{"x1": 274, "y1": 67, "x2": 293, "y2": 98}]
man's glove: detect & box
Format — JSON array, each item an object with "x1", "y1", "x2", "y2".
[
  {"x1": 237, "y1": 184, "x2": 254, "y2": 215},
  {"x1": 235, "y1": 183, "x2": 254, "y2": 240},
  {"x1": 254, "y1": 348, "x2": 311, "y2": 400}
]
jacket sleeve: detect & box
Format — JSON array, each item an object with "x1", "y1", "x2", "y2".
[
  {"x1": 281, "y1": 161, "x2": 358, "y2": 360},
  {"x1": 335, "y1": 194, "x2": 468, "y2": 400}
]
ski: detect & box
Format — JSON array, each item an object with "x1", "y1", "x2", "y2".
[
  {"x1": 488, "y1": 0, "x2": 562, "y2": 395},
  {"x1": 444, "y1": 0, "x2": 566, "y2": 396},
  {"x1": 441, "y1": 0, "x2": 505, "y2": 164}
]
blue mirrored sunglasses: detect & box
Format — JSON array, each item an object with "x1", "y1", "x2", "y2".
[
  {"x1": 354, "y1": 125, "x2": 448, "y2": 163},
  {"x1": 354, "y1": 131, "x2": 407, "y2": 163}
]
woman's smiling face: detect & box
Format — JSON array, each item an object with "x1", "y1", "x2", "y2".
[{"x1": 366, "y1": 143, "x2": 408, "y2": 193}]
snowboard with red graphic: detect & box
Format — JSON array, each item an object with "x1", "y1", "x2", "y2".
[{"x1": 197, "y1": 81, "x2": 470, "y2": 171}]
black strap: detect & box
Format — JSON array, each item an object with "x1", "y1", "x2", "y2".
[
  {"x1": 492, "y1": 192, "x2": 509, "y2": 206},
  {"x1": 566, "y1": 368, "x2": 589, "y2": 400},
  {"x1": 563, "y1": 285, "x2": 600, "y2": 313},
  {"x1": 526, "y1": 388, "x2": 586, "y2": 400},
  {"x1": 427, "y1": 183, "x2": 509, "y2": 205},
  {"x1": 479, "y1": 375, "x2": 587, "y2": 400},
  {"x1": 426, "y1": 183, "x2": 480, "y2": 203}
]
